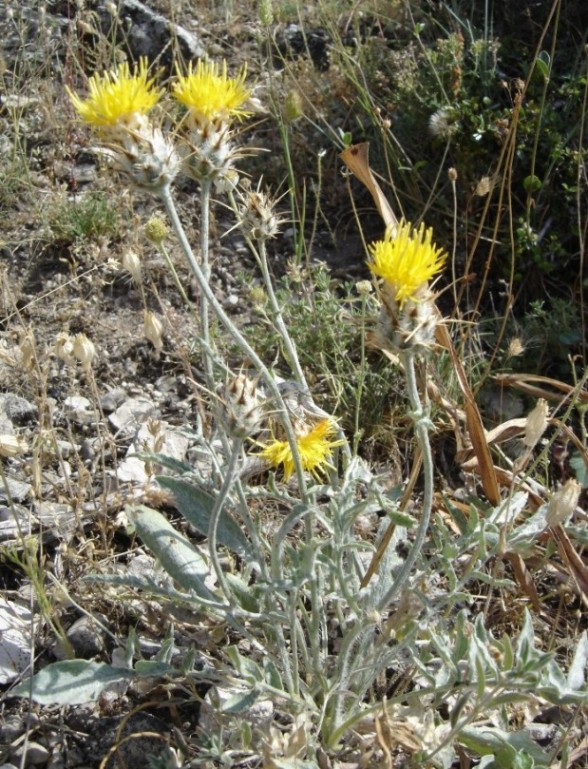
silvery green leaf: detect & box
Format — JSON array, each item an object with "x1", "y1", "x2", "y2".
[
  {"x1": 567, "y1": 631, "x2": 588, "y2": 691},
  {"x1": 129, "y1": 505, "x2": 216, "y2": 601},
  {"x1": 12, "y1": 660, "x2": 134, "y2": 705},
  {"x1": 157, "y1": 476, "x2": 256, "y2": 561},
  {"x1": 221, "y1": 687, "x2": 261, "y2": 714},
  {"x1": 459, "y1": 725, "x2": 550, "y2": 766},
  {"x1": 134, "y1": 451, "x2": 194, "y2": 475}
]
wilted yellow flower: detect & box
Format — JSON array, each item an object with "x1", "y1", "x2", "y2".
[
  {"x1": 368, "y1": 220, "x2": 447, "y2": 307},
  {"x1": 256, "y1": 419, "x2": 344, "y2": 481},
  {"x1": 173, "y1": 59, "x2": 250, "y2": 125},
  {"x1": 67, "y1": 58, "x2": 162, "y2": 128}
]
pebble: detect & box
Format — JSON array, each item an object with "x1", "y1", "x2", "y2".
[{"x1": 12, "y1": 741, "x2": 50, "y2": 766}]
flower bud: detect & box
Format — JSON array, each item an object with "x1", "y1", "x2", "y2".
[
  {"x1": 144, "y1": 216, "x2": 169, "y2": 244},
  {"x1": 72, "y1": 333, "x2": 96, "y2": 370},
  {"x1": 144, "y1": 310, "x2": 164, "y2": 350},
  {"x1": 224, "y1": 372, "x2": 262, "y2": 438},
  {"x1": 523, "y1": 398, "x2": 549, "y2": 449},
  {"x1": 356, "y1": 280, "x2": 372, "y2": 296},
  {"x1": 284, "y1": 90, "x2": 304, "y2": 122},
  {"x1": 546, "y1": 478, "x2": 581, "y2": 528}
]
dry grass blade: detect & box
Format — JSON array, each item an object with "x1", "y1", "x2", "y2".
[
  {"x1": 339, "y1": 143, "x2": 398, "y2": 233},
  {"x1": 437, "y1": 324, "x2": 501, "y2": 506},
  {"x1": 550, "y1": 525, "x2": 588, "y2": 605},
  {"x1": 493, "y1": 373, "x2": 588, "y2": 404}
]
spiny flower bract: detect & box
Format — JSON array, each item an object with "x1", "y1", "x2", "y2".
[
  {"x1": 256, "y1": 419, "x2": 344, "y2": 481},
  {"x1": 173, "y1": 59, "x2": 251, "y2": 124},
  {"x1": 68, "y1": 59, "x2": 162, "y2": 128},
  {"x1": 368, "y1": 220, "x2": 447, "y2": 306}
]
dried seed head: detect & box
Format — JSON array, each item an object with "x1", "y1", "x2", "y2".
[
  {"x1": 72, "y1": 333, "x2": 96, "y2": 370},
  {"x1": 429, "y1": 107, "x2": 458, "y2": 139},
  {"x1": 144, "y1": 216, "x2": 169, "y2": 244},
  {"x1": 546, "y1": 478, "x2": 581, "y2": 528},
  {"x1": 122, "y1": 248, "x2": 142, "y2": 284},
  {"x1": 447, "y1": 167, "x2": 458, "y2": 182},
  {"x1": 506, "y1": 337, "x2": 525, "y2": 359},
  {"x1": 224, "y1": 372, "x2": 263, "y2": 438},
  {"x1": 523, "y1": 398, "x2": 549, "y2": 449},
  {"x1": 239, "y1": 189, "x2": 282, "y2": 241},
  {"x1": 0, "y1": 434, "x2": 28, "y2": 458},
  {"x1": 144, "y1": 310, "x2": 164, "y2": 350}
]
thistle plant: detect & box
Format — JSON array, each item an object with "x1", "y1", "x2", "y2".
[{"x1": 13, "y1": 54, "x2": 588, "y2": 769}]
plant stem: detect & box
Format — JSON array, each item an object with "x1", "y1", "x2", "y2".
[
  {"x1": 208, "y1": 437, "x2": 242, "y2": 604},
  {"x1": 159, "y1": 184, "x2": 309, "y2": 497},
  {"x1": 377, "y1": 350, "x2": 434, "y2": 610}
]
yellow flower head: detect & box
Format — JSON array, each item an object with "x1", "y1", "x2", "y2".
[
  {"x1": 257, "y1": 419, "x2": 344, "y2": 481},
  {"x1": 173, "y1": 59, "x2": 251, "y2": 125},
  {"x1": 368, "y1": 220, "x2": 447, "y2": 306},
  {"x1": 68, "y1": 59, "x2": 162, "y2": 128}
]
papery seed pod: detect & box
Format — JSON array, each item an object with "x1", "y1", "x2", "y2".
[
  {"x1": 523, "y1": 398, "x2": 549, "y2": 449},
  {"x1": 546, "y1": 478, "x2": 581, "y2": 528},
  {"x1": 73, "y1": 333, "x2": 96, "y2": 370},
  {"x1": 122, "y1": 249, "x2": 142, "y2": 284},
  {"x1": 0, "y1": 434, "x2": 28, "y2": 458},
  {"x1": 144, "y1": 310, "x2": 164, "y2": 350},
  {"x1": 20, "y1": 332, "x2": 36, "y2": 371},
  {"x1": 55, "y1": 332, "x2": 75, "y2": 366},
  {"x1": 224, "y1": 372, "x2": 263, "y2": 438}
]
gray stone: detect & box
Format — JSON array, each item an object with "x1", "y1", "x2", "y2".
[
  {"x1": 97, "y1": 0, "x2": 205, "y2": 69},
  {"x1": 12, "y1": 742, "x2": 50, "y2": 766},
  {"x1": 108, "y1": 396, "x2": 158, "y2": 440},
  {"x1": 0, "y1": 393, "x2": 37, "y2": 425},
  {"x1": 63, "y1": 395, "x2": 94, "y2": 425},
  {"x1": 54, "y1": 615, "x2": 109, "y2": 660},
  {"x1": 99, "y1": 387, "x2": 127, "y2": 412},
  {"x1": 0, "y1": 478, "x2": 31, "y2": 504}
]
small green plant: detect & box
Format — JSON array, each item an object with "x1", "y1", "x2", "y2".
[{"x1": 50, "y1": 190, "x2": 121, "y2": 243}]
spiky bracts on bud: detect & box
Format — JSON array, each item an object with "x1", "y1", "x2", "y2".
[
  {"x1": 224, "y1": 373, "x2": 263, "y2": 438},
  {"x1": 238, "y1": 189, "x2": 283, "y2": 241}
]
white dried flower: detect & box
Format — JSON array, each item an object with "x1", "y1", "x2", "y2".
[
  {"x1": 429, "y1": 107, "x2": 458, "y2": 139},
  {"x1": 144, "y1": 310, "x2": 164, "y2": 350}
]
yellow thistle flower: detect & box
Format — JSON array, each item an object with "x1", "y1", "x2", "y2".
[
  {"x1": 256, "y1": 419, "x2": 344, "y2": 481},
  {"x1": 368, "y1": 220, "x2": 447, "y2": 306},
  {"x1": 68, "y1": 59, "x2": 162, "y2": 128},
  {"x1": 173, "y1": 59, "x2": 250, "y2": 124}
]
